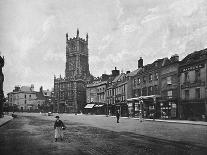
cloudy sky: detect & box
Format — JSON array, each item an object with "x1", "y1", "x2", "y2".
[{"x1": 1, "y1": 0, "x2": 207, "y2": 94}]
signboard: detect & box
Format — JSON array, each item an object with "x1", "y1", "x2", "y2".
[
  {"x1": 181, "y1": 81, "x2": 205, "y2": 89},
  {"x1": 180, "y1": 63, "x2": 204, "y2": 73}
]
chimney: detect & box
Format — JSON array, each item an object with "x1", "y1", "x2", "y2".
[
  {"x1": 112, "y1": 67, "x2": 120, "y2": 77},
  {"x1": 170, "y1": 54, "x2": 179, "y2": 62},
  {"x1": 138, "y1": 57, "x2": 143, "y2": 68},
  {"x1": 31, "y1": 84, "x2": 34, "y2": 91}
]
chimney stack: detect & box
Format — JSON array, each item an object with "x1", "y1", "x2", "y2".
[{"x1": 138, "y1": 57, "x2": 143, "y2": 68}]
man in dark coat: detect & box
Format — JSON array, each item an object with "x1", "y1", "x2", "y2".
[{"x1": 116, "y1": 110, "x2": 120, "y2": 123}]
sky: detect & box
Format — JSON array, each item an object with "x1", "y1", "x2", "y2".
[{"x1": 1, "y1": 0, "x2": 207, "y2": 94}]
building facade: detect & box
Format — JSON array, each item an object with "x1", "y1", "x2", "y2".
[
  {"x1": 7, "y1": 85, "x2": 45, "y2": 111},
  {"x1": 179, "y1": 49, "x2": 207, "y2": 120},
  {"x1": 54, "y1": 29, "x2": 91, "y2": 113},
  {"x1": 130, "y1": 57, "x2": 164, "y2": 118},
  {"x1": 160, "y1": 55, "x2": 179, "y2": 119}
]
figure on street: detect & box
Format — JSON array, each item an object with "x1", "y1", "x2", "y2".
[
  {"x1": 54, "y1": 116, "x2": 65, "y2": 142},
  {"x1": 116, "y1": 110, "x2": 120, "y2": 123}
]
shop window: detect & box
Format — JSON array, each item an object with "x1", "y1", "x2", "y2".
[
  {"x1": 185, "y1": 90, "x2": 189, "y2": 100},
  {"x1": 167, "y1": 76, "x2": 172, "y2": 85},
  {"x1": 195, "y1": 70, "x2": 200, "y2": 82},
  {"x1": 195, "y1": 88, "x2": 200, "y2": 99}
]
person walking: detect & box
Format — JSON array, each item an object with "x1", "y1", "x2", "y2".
[
  {"x1": 54, "y1": 116, "x2": 65, "y2": 142},
  {"x1": 116, "y1": 110, "x2": 120, "y2": 123}
]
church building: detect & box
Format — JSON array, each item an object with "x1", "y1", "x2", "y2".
[{"x1": 54, "y1": 29, "x2": 92, "y2": 113}]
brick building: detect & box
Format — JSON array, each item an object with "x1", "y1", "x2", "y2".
[
  {"x1": 54, "y1": 29, "x2": 92, "y2": 113},
  {"x1": 179, "y1": 49, "x2": 207, "y2": 120}
]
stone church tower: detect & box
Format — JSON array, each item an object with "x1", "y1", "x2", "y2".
[
  {"x1": 54, "y1": 29, "x2": 91, "y2": 113},
  {"x1": 65, "y1": 29, "x2": 90, "y2": 80}
]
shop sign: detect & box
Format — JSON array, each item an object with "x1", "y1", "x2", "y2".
[
  {"x1": 180, "y1": 63, "x2": 204, "y2": 73},
  {"x1": 181, "y1": 81, "x2": 205, "y2": 89}
]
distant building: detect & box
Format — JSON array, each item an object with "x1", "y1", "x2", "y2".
[
  {"x1": 7, "y1": 85, "x2": 38, "y2": 111},
  {"x1": 54, "y1": 29, "x2": 92, "y2": 113},
  {"x1": 179, "y1": 49, "x2": 207, "y2": 120},
  {"x1": 7, "y1": 85, "x2": 52, "y2": 112}
]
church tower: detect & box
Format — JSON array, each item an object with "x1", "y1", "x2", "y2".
[{"x1": 65, "y1": 29, "x2": 90, "y2": 80}]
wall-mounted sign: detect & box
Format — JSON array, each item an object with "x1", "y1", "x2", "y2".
[
  {"x1": 181, "y1": 81, "x2": 205, "y2": 89},
  {"x1": 180, "y1": 63, "x2": 204, "y2": 73}
]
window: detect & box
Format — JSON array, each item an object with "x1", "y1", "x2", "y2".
[
  {"x1": 149, "y1": 74, "x2": 153, "y2": 82},
  {"x1": 25, "y1": 94, "x2": 26, "y2": 99},
  {"x1": 195, "y1": 70, "x2": 200, "y2": 81},
  {"x1": 155, "y1": 73, "x2": 158, "y2": 80},
  {"x1": 167, "y1": 76, "x2": 172, "y2": 85},
  {"x1": 148, "y1": 86, "x2": 153, "y2": 95},
  {"x1": 195, "y1": 88, "x2": 200, "y2": 99},
  {"x1": 133, "y1": 79, "x2": 136, "y2": 87},
  {"x1": 167, "y1": 90, "x2": 172, "y2": 98},
  {"x1": 184, "y1": 72, "x2": 189, "y2": 82},
  {"x1": 142, "y1": 87, "x2": 147, "y2": 96},
  {"x1": 143, "y1": 76, "x2": 146, "y2": 83},
  {"x1": 137, "y1": 78, "x2": 141, "y2": 84},
  {"x1": 185, "y1": 90, "x2": 189, "y2": 100}
]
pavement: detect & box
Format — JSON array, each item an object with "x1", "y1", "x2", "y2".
[{"x1": 0, "y1": 114, "x2": 13, "y2": 127}]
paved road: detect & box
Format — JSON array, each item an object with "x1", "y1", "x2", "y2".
[{"x1": 0, "y1": 115, "x2": 207, "y2": 155}]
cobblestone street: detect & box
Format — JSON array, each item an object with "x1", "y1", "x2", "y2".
[{"x1": 0, "y1": 113, "x2": 207, "y2": 155}]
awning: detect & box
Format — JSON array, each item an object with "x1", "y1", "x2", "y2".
[
  {"x1": 94, "y1": 104, "x2": 104, "y2": 108},
  {"x1": 84, "y1": 104, "x2": 95, "y2": 108}
]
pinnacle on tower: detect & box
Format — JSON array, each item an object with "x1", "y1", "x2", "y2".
[
  {"x1": 66, "y1": 33, "x2": 68, "y2": 41},
  {"x1": 86, "y1": 33, "x2": 88, "y2": 42},
  {"x1": 77, "y1": 28, "x2": 79, "y2": 38}
]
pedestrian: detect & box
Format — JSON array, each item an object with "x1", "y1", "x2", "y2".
[
  {"x1": 116, "y1": 110, "x2": 120, "y2": 123},
  {"x1": 54, "y1": 116, "x2": 65, "y2": 142}
]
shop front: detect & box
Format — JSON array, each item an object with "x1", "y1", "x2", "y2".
[
  {"x1": 181, "y1": 99, "x2": 206, "y2": 121},
  {"x1": 159, "y1": 99, "x2": 178, "y2": 119},
  {"x1": 127, "y1": 95, "x2": 160, "y2": 119}
]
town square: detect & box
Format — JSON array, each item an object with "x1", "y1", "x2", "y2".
[{"x1": 0, "y1": 0, "x2": 207, "y2": 155}]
